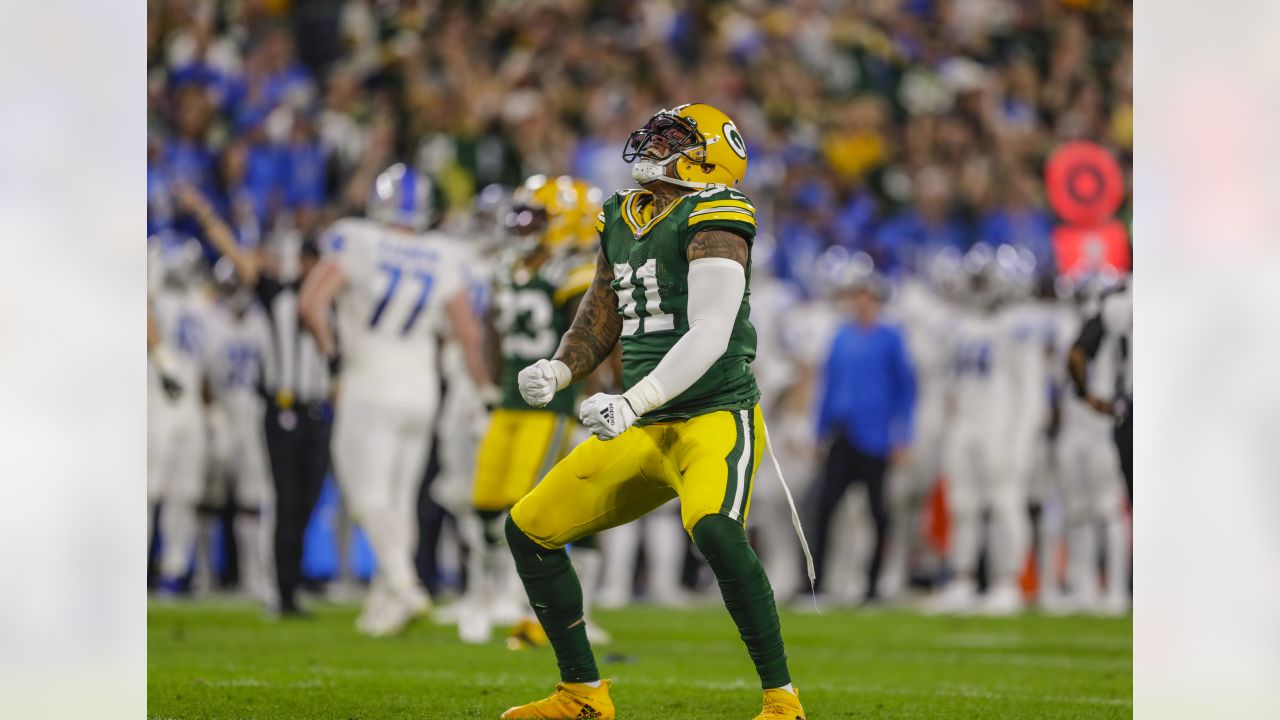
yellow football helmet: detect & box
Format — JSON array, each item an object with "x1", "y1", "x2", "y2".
[
  {"x1": 623, "y1": 103, "x2": 748, "y2": 188},
  {"x1": 544, "y1": 175, "x2": 584, "y2": 251},
  {"x1": 508, "y1": 174, "x2": 551, "y2": 235},
  {"x1": 508, "y1": 174, "x2": 582, "y2": 253}
]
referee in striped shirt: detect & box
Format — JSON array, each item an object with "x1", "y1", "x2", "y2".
[
  {"x1": 177, "y1": 183, "x2": 332, "y2": 617},
  {"x1": 1068, "y1": 280, "x2": 1133, "y2": 501}
]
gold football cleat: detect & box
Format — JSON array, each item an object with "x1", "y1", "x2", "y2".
[
  {"x1": 500, "y1": 680, "x2": 614, "y2": 719},
  {"x1": 754, "y1": 687, "x2": 806, "y2": 720}
]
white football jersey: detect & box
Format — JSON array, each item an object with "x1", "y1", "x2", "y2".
[
  {"x1": 749, "y1": 275, "x2": 801, "y2": 406},
  {"x1": 886, "y1": 277, "x2": 957, "y2": 405},
  {"x1": 204, "y1": 301, "x2": 271, "y2": 403},
  {"x1": 322, "y1": 218, "x2": 472, "y2": 406},
  {"x1": 782, "y1": 299, "x2": 844, "y2": 370},
  {"x1": 151, "y1": 284, "x2": 212, "y2": 397},
  {"x1": 949, "y1": 302, "x2": 1047, "y2": 447}
]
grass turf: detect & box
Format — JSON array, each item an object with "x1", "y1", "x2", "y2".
[{"x1": 148, "y1": 600, "x2": 1130, "y2": 719}]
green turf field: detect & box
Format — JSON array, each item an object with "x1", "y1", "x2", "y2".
[{"x1": 148, "y1": 601, "x2": 1130, "y2": 719}]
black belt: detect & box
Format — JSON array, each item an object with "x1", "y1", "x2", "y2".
[{"x1": 263, "y1": 389, "x2": 331, "y2": 421}]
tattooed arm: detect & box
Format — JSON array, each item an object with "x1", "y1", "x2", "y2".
[
  {"x1": 516, "y1": 250, "x2": 619, "y2": 408},
  {"x1": 552, "y1": 250, "x2": 622, "y2": 382},
  {"x1": 685, "y1": 228, "x2": 750, "y2": 267}
]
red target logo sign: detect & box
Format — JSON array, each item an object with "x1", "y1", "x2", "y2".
[{"x1": 1045, "y1": 141, "x2": 1125, "y2": 226}]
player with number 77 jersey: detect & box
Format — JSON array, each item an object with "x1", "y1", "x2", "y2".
[{"x1": 299, "y1": 164, "x2": 492, "y2": 638}]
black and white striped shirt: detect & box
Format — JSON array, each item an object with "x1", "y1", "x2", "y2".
[
  {"x1": 1074, "y1": 284, "x2": 1132, "y2": 401},
  {"x1": 254, "y1": 276, "x2": 331, "y2": 404}
]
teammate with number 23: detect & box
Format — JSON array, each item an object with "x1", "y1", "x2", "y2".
[{"x1": 501, "y1": 104, "x2": 806, "y2": 720}]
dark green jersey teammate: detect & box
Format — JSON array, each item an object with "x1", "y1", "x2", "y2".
[
  {"x1": 594, "y1": 186, "x2": 760, "y2": 423},
  {"x1": 492, "y1": 250, "x2": 594, "y2": 415}
]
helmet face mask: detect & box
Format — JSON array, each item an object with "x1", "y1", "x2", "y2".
[
  {"x1": 506, "y1": 205, "x2": 548, "y2": 236},
  {"x1": 623, "y1": 112, "x2": 703, "y2": 164}
]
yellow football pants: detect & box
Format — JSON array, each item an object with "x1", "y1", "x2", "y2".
[
  {"x1": 472, "y1": 408, "x2": 573, "y2": 511},
  {"x1": 510, "y1": 405, "x2": 766, "y2": 549}
]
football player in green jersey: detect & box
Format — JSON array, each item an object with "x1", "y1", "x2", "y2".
[
  {"x1": 466, "y1": 175, "x2": 610, "y2": 647},
  {"x1": 500, "y1": 104, "x2": 807, "y2": 720}
]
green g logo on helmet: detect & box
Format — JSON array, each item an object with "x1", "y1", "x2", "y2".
[{"x1": 723, "y1": 123, "x2": 747, "y2": 159}]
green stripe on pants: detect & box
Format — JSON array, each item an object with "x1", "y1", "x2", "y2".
[
  {"x1": 720, "y1": 410, "x2": 747, "y2": 516},
  {"x1": 732, "y1": 409, "x2": 756, "y2": 524}
]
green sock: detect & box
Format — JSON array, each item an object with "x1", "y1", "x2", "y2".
[
  {"x1": 505, "y1": 516, "x2": 600, "y2": 683},
  {"x1": 693, "y1": 514, "x2": 791, "y2": 689},
  {"x1": 477, "y1": 509, "x2": 505, "y2": 546}
]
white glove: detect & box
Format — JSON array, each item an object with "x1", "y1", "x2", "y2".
[
  {"x1": 517, "y1": 359, "x2": 571, "y2": 408},
  {"x1": 579, "y1": 392, "x2": 639, "y2": 441}
]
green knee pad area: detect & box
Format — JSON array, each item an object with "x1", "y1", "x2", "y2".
[{"x1": 692, "y1": 514, "x2": 791, "y2": 689}]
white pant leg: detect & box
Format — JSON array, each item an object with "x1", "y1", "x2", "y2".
[
  {"x1": 1085, "y1": 428, "x2": 1130, "y2": 610},
  {"x1": 986, "y1": 454, "x2": 1031, "y2": 590},
  {"x1": 388, "y1": 406, "x2": 434, "y2": 599},
  {"x1": 228, "y1": 397, "x2": 272, "y2": 509},
  {"x1": 148, "y1": 391, "x2": 172, "y2": 547},
  {"x1": 227, "y1": 397, "x2": 274, "y2": 602},
  {"x1": 158, "y1": 404, "x2": 206, "y2": 580},
  {"x1": 1058, "y1": 429, "x2": 1100, "y2": 607},
  {"x1": 148, "y1": 394, "x2": 179, "y2": 506},
  {"x1": 599, "y1": 523, "x2": 639, "y2": 608},
  {"x1": 943, "y1": 431, "x2": 982, "y2": 581},
  {"x1": 333, "y1": 394, "x2": 434, "y2": 606},
  {"x1": 747, "y1": 418, "x2": 806, "y2": 603},
  {"x1": 882, "y1": 409, "x2": 945, "y2": 597},
  {"x1": 431, "y1": 385, "x2": 486, "y2": 517},
  {"x1": 1036, "y1": 448, "x2": 1067, "y2": 604},
  {"x1": 754, "y1": 492, "x2": 801, "y2": 603},
  {"x1": 643, "y1": 504, "x2": 686, "y2": 604},
  {"x1": 332, "y1": 398, "x2": 399, "y2": 598}
]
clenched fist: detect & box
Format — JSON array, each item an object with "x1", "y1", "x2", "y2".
[{"x1": 517, "y1": 359, "x2": 572, "y2": 407}]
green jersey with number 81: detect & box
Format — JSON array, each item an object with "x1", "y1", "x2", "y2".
[
  {"x1": 596, "y1": 186, "x2": 760, "y2": 424},
  {"x1": 493, "y1": 251, "x2": 594, "y2": 415}
]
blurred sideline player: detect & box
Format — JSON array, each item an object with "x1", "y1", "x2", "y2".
[
  {"x1": 500, "y1": 104, "x2": 807, "y2": 720},
  {"x1": 201, "y1": 259, "x2": 276, "y2": 603},
  {"x1": 463, "y1": 175, "x2": 611, "y2": 646},
  {"x1": 149, "y1": 237, "x2": 212, "y2": 594},
  {"x1": 1053, "y1": 274, "x2": 1130, "y2": 614},
  {"x1": 879, "y1": 249, "x2": 960, "y2": 600},
  {"x1": 429, "y1": 185, "x2": 509, "y2": 613},
  {"x1": 766, "y1": 248, "x2": 847, "y2": 604},
  {"x1": 298, "y1": 164, "x2": 491, "y2": 636},
  {"x1": 930, "y1": 244, "x2": 1046, "y2": 616}
]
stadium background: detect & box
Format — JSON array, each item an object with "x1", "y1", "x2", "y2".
[{"x1": 147, "y1": 0, "x2": 1132, "y2": 717}]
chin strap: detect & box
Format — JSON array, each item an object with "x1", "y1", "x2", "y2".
[
  {"x1": 632, "y1": 156, "x2": 713, "y2": 190},
  {"x1": 656, "y1": 175, "x2": 709, "y2": 190}
]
